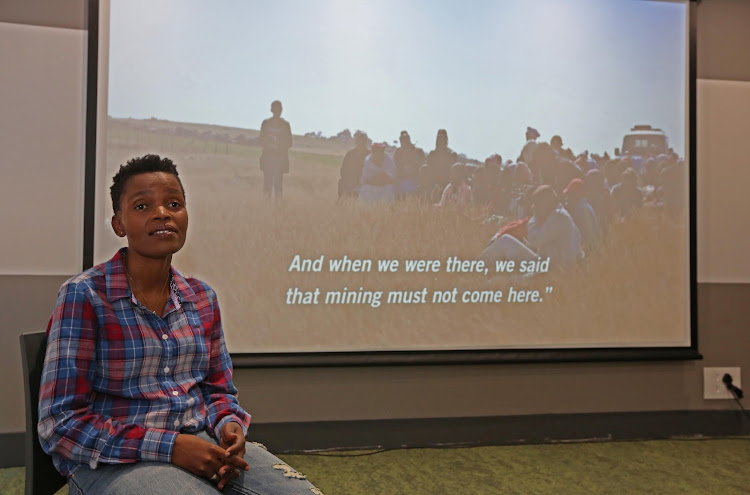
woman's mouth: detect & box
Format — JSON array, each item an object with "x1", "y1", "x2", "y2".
[{"x1": 149, "y1": 226, "x2": 177, "y2": 237}]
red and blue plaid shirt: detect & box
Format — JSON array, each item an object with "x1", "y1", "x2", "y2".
[{"x1": 38, "y1": 248, "x2": 251, "y2": 477}]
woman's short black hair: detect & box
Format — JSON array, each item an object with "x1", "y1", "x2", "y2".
[{"x1": 110, "y1": 154, "x2": 184, "y2": 213}]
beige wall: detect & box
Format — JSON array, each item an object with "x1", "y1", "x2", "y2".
[
  {"x1": 2, "y1": 0, "x2": 750, "y2": 434},
  {"x1": 0, "y1": 21, "x2": 85, "y2": 275}
]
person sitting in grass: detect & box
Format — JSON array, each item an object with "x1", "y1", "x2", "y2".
[
  {"x1": 480, "y1": 185, "x2": 582, "y2": 271},
  {"x1": 435, "y1": 163, "x2": 473, "y2": 209},
  {"x1": 611, "y1": 167, "x2": 643, "y2": 218},
  {"x1": 338, "y1": 130, "x2": 370, "y2": 199},
  {"x1": 563, "y1": 178, "x2": 600, "y2": 251},
  {"x1": 358, "y1": 142, "x2": 398, "y2": 202},
  {"x1": 393, "y1": 130, "x2": 426, "y2": 199}
]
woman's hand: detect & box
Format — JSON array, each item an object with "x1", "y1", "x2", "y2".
[
  {"x1": 171, "y1": 433, "x2": 229, "y2": 483},
  {"x1": 217, "y1": 422, "x2": 250, "y2": 489}
]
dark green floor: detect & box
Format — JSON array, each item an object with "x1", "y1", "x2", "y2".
[{"x1": 2, "y1": 438, "x2": 749, "y2": 495}]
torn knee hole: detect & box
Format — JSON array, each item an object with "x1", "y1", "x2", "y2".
[{"x1": 272, "y1": 463, "x2": 307, "y2": 480}]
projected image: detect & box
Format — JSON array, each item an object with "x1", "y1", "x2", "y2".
[{"x1": 98, "y1": 0, "x2": 691, "y2": 354}]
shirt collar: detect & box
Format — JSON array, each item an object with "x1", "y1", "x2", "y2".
[
  {"x1": 106, "y1": 247, "x2": 197, "y2": 306},
  {"x1": 106, "y1": 248, "x2": 130, "y2": 302},
  {"x1": 171, "y1": 264, "x2": 197, "y2": 305}
]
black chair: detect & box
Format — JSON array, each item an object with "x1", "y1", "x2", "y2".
[{"x1": 20, "y1": 331, "x2": 67, "y2": 495}]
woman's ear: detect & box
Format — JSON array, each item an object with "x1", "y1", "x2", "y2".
[{"x1": 111, "y1": 214, "x2": 125, "y2": 237}]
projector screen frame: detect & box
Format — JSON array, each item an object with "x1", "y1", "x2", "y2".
[{"x1": 83, "y1": 0, "x2": 701, "y2": 368}]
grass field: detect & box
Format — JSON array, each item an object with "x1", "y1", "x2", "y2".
[{"x1": 100, "y1": 118, "x2": 690, "y2": 353}]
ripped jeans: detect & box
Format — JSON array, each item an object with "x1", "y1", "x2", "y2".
[{"x1": 67, "y1": 430, "x2": 322, "y2": 495}]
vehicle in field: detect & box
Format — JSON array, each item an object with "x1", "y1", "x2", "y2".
[{"x1": 615, "y1": 125, "x2": 669, "y2": 158}]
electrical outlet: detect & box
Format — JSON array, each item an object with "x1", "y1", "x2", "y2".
[{"x1": 703, "y1": 367, "x2": 741, "y2": 399}]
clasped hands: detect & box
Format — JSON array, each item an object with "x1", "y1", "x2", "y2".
[{"x1": 172, "y1": 422, "x2": 250, "y2": 490}]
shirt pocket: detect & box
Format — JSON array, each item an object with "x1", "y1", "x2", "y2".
[
  {"x1": 94, "y1": 319, "x2": 162, "y2": 391},
  {"x1": 172, "y1": 309, "x2": 210, "y2": 376}
]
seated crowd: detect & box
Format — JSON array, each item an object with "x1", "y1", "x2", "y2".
[{"x1": 338, "y1": 126, "x2": 686, "y2": 272}]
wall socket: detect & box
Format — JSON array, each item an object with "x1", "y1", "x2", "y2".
[{"x1": 703, "y1": 367, "x2": 741, "y2": 399}]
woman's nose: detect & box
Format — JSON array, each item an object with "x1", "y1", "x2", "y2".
[{"x1": 153, "y1": 205, "x2": 171, "y2": 218}]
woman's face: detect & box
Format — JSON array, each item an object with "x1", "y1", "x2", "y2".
[{"x1": 111, "y1": 172, "x2": 188, "y2": 260}]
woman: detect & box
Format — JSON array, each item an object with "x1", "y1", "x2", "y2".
[
  {"x1": 358, "y1": 142, "x2": 397, "y2": 202},
  {"x1": 38, "y1": 155, "x2": 322, "y2": 495},
  {"x1": 480, "y1": 185, "x2": 582, "y2": 271},
  {"x1": 435, "y1": 163, "x2": 472, "y2": 209}
]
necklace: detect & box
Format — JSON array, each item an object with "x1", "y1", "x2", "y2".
[{"x1": 125, "y1": 258, "x2": 171, "y2": 316}]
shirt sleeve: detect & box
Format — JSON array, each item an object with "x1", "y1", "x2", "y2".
[
  {"x1": 200, "y1": 293, "x2": 252, "y2": 440},
  {"x1": 37, "y1": 280, "x2": 178, "y2": 470}
]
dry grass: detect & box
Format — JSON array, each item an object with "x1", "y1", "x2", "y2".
[{"x1": 103, "y1": 119, "x2": 690, "y2": 352}]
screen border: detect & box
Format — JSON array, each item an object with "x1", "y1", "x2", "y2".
[{"x1": 84, "y1": 0, "x2": 701, "y2": 367}]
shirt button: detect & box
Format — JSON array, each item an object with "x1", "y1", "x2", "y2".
[
  {"x1": 174, "y1": 420, "x2": 180, "y2": 427},
  {"x1": 172, "y1": 390, "x2": 179, "y2": 396},
  {"x1": 161, "y1": 334, "x2": 168, "y2": 340},
  {"x1": 164, "y1": 367, "x2": 170, "y2": 373}
]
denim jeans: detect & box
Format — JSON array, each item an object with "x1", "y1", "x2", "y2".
[{"x1": 67, "y1": 431, "x2": 321, "y2": 495}]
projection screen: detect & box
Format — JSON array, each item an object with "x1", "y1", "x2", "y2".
[{"x1": 89, "y1": 0, "x2": 697, "y2": 365}]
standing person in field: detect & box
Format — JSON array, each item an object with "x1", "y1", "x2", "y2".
[
  {"x1": 518, "y1": 126, "x2": 540, "y2": 167},
  {"x1": 422, "y1": 129, "x2": 457, "y2": 202},
  {"x1": 38, "y1": 155, "x2": 322, "y2": 495},
  {"x1": 393, "y1": 130, "x2": 425, "y2": 199},
  {"x1": 550, "y1": 134, "x2": 575, "y2": 161},
  {"x1": 259, "y1": 100, "x2": 292, "y2": 201},
  {"x1": 338, "y1": 130, "x2": 370, "y2": 199},
  {"x1": 358, "y1": 142, "x2": 397, "y2": 202}
]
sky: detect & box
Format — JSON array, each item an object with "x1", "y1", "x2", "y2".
[{"x1": 108, "y1": 0, "x2": 688, "y2": 161}]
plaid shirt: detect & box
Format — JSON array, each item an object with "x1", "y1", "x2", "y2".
[{"x1": 38, "y1": 248, "x2": 251, "y2": 477}]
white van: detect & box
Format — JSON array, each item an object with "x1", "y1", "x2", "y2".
[{"x1": 615, "y1": 125, "x2": 669, "y2": 158}]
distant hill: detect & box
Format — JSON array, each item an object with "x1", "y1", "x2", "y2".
[{"x1": 107, "y1": 116, "x2": 357, "y2": 156}]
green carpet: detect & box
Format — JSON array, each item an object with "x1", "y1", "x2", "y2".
[{"x1": 2, "y1": 439, "x2": 749, "y2": 495}]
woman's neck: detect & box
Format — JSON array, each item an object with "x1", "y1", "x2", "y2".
[{"x1": 124, "y1": 249, "x2": 172, "y2": 291}]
